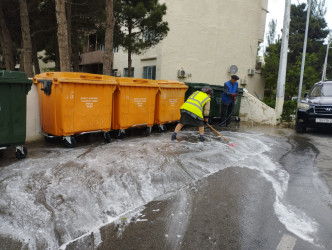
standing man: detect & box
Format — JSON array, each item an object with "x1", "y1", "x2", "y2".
[
  {"x1": 171, "y1": 87, "x2": 213, "y2": 142},
  {"x1": 220, "y1": 75, "x2": 239, "y2": 127}
]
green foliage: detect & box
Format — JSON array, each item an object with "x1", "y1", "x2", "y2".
[
  {"x1": 288, "y1": 3, "x2": 329, "y2": 65},
  {"x1": 262, "y1": 2, "x2": 329, "y2": 111},
  {"x1": 281, "y1": 99, "x2": 297, "y2": 122},
  {"x1": 261, "y1": 41, "x2": 281, "y2": 101},
  {"x1": 262, "y1": 97, "x2": 275, "y2": 109},
  {"x1": 114, "y1": 0, "x2": 169, "y2": 54},
  {"x1": 266, "y1": 19, "x2": 277, "y2": 46}
]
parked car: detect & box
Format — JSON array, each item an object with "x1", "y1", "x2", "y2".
[{"x1": 296, "y1": 80, "x2": 332, "y2": 133}]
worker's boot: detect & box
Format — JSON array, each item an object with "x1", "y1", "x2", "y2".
[
  {"x1": 171, "y1": 132, "x2": 177, "y2": 141},
  {"x1": 199, "y1": 135, "x2": 205, "y2": 142}
]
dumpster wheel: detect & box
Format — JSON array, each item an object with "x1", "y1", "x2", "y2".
[
  {"x1": 15, "y1": 146, "x2": 27, "y2": 160},
  {"x1": 63, "y1": 136, "x2": 77, "y2": 148},
  {"x1": 158, "y1": 124, "x2": 167, "y2": 133},
  {"x1": 146, "y1": 126, "x2": 152, "y2": 136},
  {"x1": 104, "y1": 132, "x2": 111, "y2": 143}
]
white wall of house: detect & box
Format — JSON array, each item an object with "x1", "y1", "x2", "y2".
[{"x1": 113, "y1": 0, "x2": 268, "y2": 99}]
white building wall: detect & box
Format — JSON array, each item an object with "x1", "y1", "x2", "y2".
[
  {"x1": 113, "y1": 0, "x2": 268, "y2": 99},
  {"x1": 26, "y1": 84, "x2": 43, "y2": 142}
]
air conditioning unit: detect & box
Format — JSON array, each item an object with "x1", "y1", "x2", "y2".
[
  {"x1": 248, "y1": 68, "x2": 255, "y2": 75},
  {"x1": 240, "y1": 79, "x2": 247, "y2": 85},
  {"x1": 177, "y1": 69, "x2": 187, "y2": 78}
]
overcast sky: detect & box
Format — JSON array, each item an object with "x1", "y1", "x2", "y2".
[{"x1": 265, "y1": 0, "x2": 332, "y2": 43}]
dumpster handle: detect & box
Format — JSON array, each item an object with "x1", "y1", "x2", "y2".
[
  {"x1": 133, "y1": 79, "x2": 149, "y2": 83},
  {"x1": 80, "y1": 74, "x2": 102, "y2": 80},
  {"x1": 39, "y1": 80, "x2": 52, "y2": 95}
]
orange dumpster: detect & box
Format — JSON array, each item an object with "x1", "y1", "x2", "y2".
[
  {"x1": 155, "y1": 80, "x2": 188, "y2": 131},
  {"x1": 112, "y1": 77, "x2": 159, "y2": 136},
  {"x1": 33, "y1": 72, "x2": 117, "y2": 147}
]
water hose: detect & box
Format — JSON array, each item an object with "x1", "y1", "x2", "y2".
[{"x1": 219, "y1": 99, "x2": 236, "y2": 126}]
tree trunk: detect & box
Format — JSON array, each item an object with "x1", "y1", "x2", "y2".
[
  {"x1": 19, "y1": 47, "x2": 24, "y2": 71},
  {"x1": 32, "y1": 37, "x2": 40, "y2": 74},
  {"x1": 0, "y1": 2, "x2": 15, "y2": 70},
  {"x1": 55, "y1": 0, "x2": 70, "y2": 71},
  {"x1": 66, "y1": 0, "x2": 72, "y2": 67},
  {"x1": 128, "y1": 25, "x2": 132, "y2": 77},
  {"x1": 19, "y1": 0, "x2": 34, "y2": 77},
  {"x1": 103, "y1": 0, "x2": 115, "y2": 75},
  {"x1": 55, "y1": 40, "x2": 60, "y2": 71},
  {"x1": 128, "y1": 51, "x2": 132, "y2": 77},
  {"x1": 72, "y1": 25, "x2": 80, "y2": 72}
]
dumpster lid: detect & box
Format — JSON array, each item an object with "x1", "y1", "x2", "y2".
[
  {"x1": 116, "y1": 77, "x2": 159, "y2": 87},
  {"x1": 158, "y1": 80, "x2": 188, "y2": 89},
  {"x1": 33, "y1": 72, "x2": 117, "y2": 85},
  {"x1": 184, "y1": 82, "x2": 209, "y2": 88},
  {"x1": 0, "y1": 70, "x2": 32, "y2": 84}
]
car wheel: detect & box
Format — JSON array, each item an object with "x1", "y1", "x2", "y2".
[{"x1": 295, "y1": 122, "x2": 306, "y2": 133}]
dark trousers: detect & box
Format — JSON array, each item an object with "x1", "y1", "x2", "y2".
[{"x1": 221, "y1": 102, "x2": 233, "y2": 126}]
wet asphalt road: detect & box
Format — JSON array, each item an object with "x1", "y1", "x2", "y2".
[{"x1": 0, "y1": 123, "x2": 332, "y2": 250}]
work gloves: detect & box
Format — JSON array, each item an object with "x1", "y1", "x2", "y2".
[{"x1": 232, "y1": 93, "x2": 237, "y2": 102}]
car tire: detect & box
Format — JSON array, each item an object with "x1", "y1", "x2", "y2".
[{"x1": 295, "y1": 122, "x2": 306, "y2": 133}]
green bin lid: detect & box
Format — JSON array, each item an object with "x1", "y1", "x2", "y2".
[{"x1": 0, "y1": 70, "x2": 32, "y2": 84}]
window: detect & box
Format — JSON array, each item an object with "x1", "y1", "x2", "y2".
[
  {"x1": 310, "y1": 85, "x2": 322, "y2": 97},
  {"x1": 124, "y1": 67, "x2": 134, "y2": 77},
  {"x1": 112, "y1": 69, "x2": 120, "y2": 76},
  {"x1": 143, "y1": 66, "x2": 156, "y2": 80}
]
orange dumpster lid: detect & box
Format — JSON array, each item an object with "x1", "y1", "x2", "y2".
[
  {"x1": 157, "y1": 80, "x2": 189, "y2": 89},
  {"x1": 33, "y1": 72, "x2": 117, "y2": 85},
  {"x1": 116, "y1": 77, "x2": 159, "y2": 87}
]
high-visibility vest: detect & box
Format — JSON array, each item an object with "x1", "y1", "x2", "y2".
[{"x1": 181, "y1": 91, "x2": 210, "y2": 119}]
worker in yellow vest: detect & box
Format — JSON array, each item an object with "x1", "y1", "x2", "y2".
[{"x1": 171, "y1": 87, "x2": 213, "y2": 142}]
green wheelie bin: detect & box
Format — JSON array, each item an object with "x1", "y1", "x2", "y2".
[
  {"x1": 185, "y1": 82, "x2": 223, "y2": 120},
  {"x1": 208, "y1": 84, "x2": 224, "y2": 120},
  {"x1": 0, "y1": 71, "x2": 32, "y2": 159},
  {"x1": 231, "y1": 88, "x2": 244, "y2": 121},
  {"x1": 184, "y1": 82, "x2": 207, "y2": 100}
]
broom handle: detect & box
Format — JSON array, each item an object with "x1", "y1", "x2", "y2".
[{"x1": 206, "y1": 123, "x2": 231, "y2": 143}]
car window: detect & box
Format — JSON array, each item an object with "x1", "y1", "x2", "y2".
[
  {"x1": 309, "y1": 85, "x2": 322, "y2": 97},
  {"x1": 321, "y1": 84, "x2": 332, "y2": 96}
]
